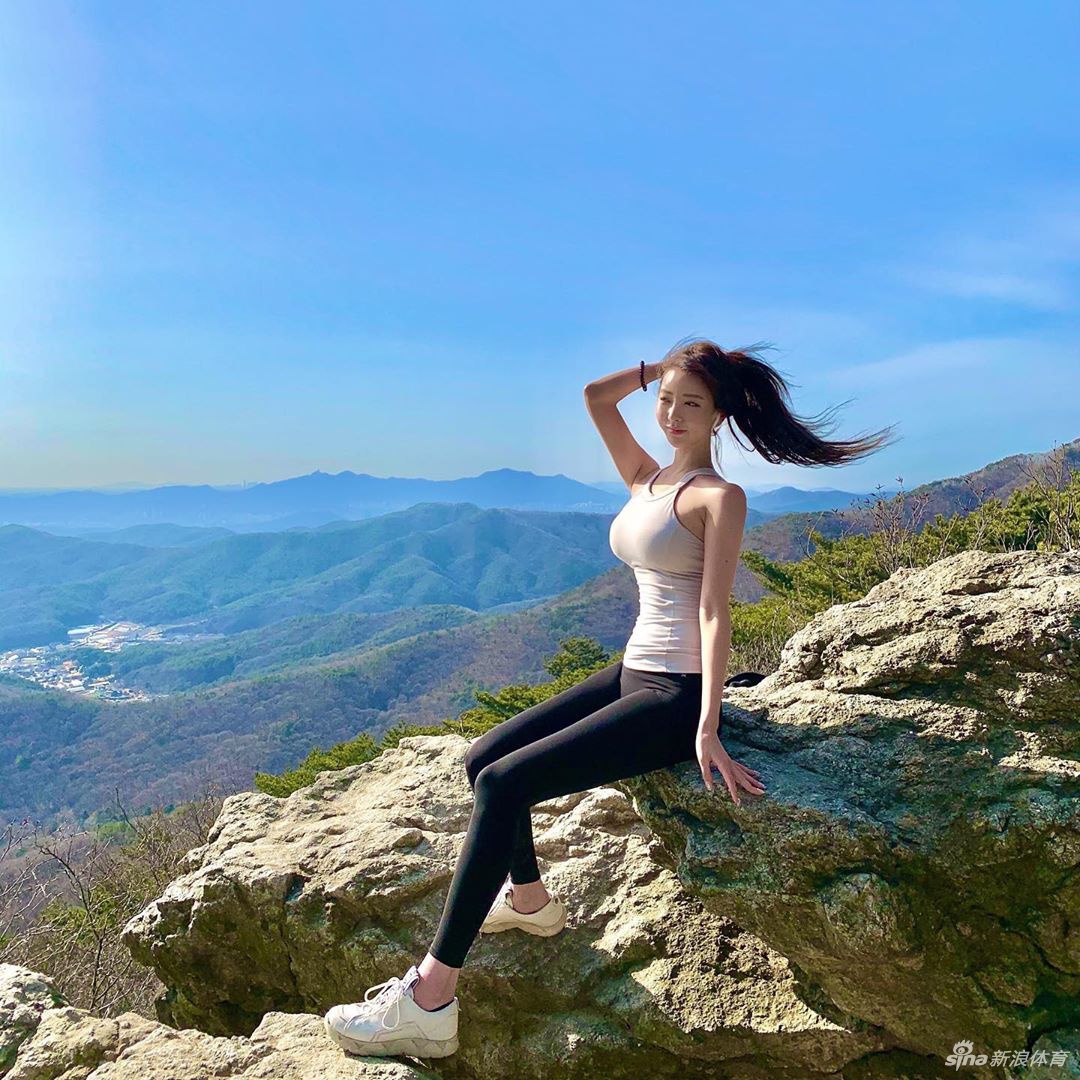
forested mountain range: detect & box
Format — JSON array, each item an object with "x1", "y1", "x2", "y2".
[
  {"x1": 0, "y1": 564, "x2": 641, "y2": 830},
  {"x1": 0, "y1": 436, "x2": 1074, "y2": 831},
  {"x1": 0, "y1": 502, "x2": 648, "y2": 650}
]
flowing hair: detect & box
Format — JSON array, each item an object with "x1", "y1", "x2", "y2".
[{"x1": 659, "y1": 337, "x2": 900, "y2": 467}]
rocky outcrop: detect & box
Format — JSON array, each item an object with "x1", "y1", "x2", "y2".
[
  {"x1": 0, "y1": 963, "x2": 432, "y2": 1078},
  {"x1": 623, "y1": 548, "x2": 1080, "y2": 1072},
  {"x1": 108, "y1": 547, "x2": 1078, "y2": 1079},
  {"x1": 1, "y1": 965, "x2": 64, "y2": 1075},
  {"x1": 119, "y1": 744, "x2": 906, "y2": 1078}
]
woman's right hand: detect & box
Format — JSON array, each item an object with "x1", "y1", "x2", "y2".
[{"x1": 721, "y1": 754, "x2": 766, "y2": 807}]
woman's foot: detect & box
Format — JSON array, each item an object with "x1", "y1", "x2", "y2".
[
  {"x1": 480, "y1": 879, "x2": 567, "y2": 936},
  {"x1": 509, "y1": 880, "x2": 551, "y2": 914},
  {"x1": 323, "y1": 964, "x2": 459, "y2": 1058},
  {"x1": 411, "y1": 973, "x2": 456, "y2": 1012}
]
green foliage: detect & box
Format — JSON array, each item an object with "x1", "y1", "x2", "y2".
[
  {"x1": 253, "y1": 732, "x2": 380, "y2": 796},
  {"x1": 253, "y1": 636, "x2": 618, "y2": 797},
  {"x1": 93, "y1": 820, "x2": 136, "y2": 844},
  {"x1": 444, "y1": 636, "x2": 616, "y2": 740},
  {"x1": 40, "y1": 883, "x2": 122, "y2": 944},
  {"x1": 734, "y1": 472, "x2": 1080, "y2": 662},
  {"x1": 2, "y1": 796, "x2": 230, "y2": 1020},
  {"x1": 72, "y1": 647, "x2": 112, "y2": 679}
]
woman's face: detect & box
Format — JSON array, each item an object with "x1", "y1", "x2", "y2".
[{"x1": 655, "y1": 368, "x2": 721, "y2": 447}]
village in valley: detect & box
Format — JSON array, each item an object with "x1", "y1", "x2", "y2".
[{"x1": 0, "y1": 621, "x2": 214, "y2": 701}]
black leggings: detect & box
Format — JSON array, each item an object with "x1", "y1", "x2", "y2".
[{"x1": 428, "y1": 658, "x2": 711, "y2": 968}]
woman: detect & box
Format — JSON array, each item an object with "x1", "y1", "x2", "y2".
[{"x1": 324, "y1": 338, "x2": 897, "y2": 1059}]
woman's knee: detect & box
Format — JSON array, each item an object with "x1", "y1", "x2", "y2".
[
  {"x1": 472, "y1": 758, "x2": 525, "y2": 807},
  {"x1": 464, "y1": 735, "x2": 502, "y2": 789},
  {"x1": 464, "y1": 723, "x2": 521, "y2": 788},
  {"x1": 464, "y1": 742, "x2": 485, "y2": 789}
]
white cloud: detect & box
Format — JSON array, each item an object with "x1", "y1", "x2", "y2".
[
  {"x1": 820, "y1": 337, "x2": 1001, "y2": 386},
  {"x1": 909, "y1": 270, "x2": 1070, "y2": 310},
  {"x1": 890, "y1": 188, "x2": 1080, "y2": 312}
]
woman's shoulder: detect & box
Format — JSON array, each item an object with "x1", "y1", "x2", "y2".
[
  {"x1": 690, "y1": 471, "x2": 743, "y2": 494},
  {"x1": 684, "y1": 474, "x2": 746, "y2": 512}
]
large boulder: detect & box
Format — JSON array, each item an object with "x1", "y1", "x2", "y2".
[
  {"x1": 1, "y1": 965, "x2": 65, "y2": 1076},
  {"x1": 120, "y1": 740, "x2": 912, "y2": 1078},
  {"x1": 119, "y1": 548, "x2": 1080, "y2": 1078},
  {"x1": 1, "y1": 963, "x2": 431, "y2": 1079},
  {"x1": 623, "y1": 549, "x2": 1080, "y2": 1071}
]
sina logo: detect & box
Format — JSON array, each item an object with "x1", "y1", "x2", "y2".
[{"x1": 945, "y1": 1040, "x2": 987, "y2": 1069}]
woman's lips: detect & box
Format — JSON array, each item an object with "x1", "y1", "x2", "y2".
[{"x1": 669, "y1": 428, "x2": 686, "y2": 434}]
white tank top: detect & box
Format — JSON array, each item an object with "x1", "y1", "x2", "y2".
[{"x1": 608, "y1": 466, "x2": 717, "y2": 672}]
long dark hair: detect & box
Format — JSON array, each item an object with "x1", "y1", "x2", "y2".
[{"x1": 660, "y1": 337, "x2": 900, "y2": 468}]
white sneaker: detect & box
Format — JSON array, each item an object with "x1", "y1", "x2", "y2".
[
  {"x1": 479, "y1": 879, "x2": 567, "y2": 937},
  {"x1": 323, "y1": 964, "x2": 459, "y2": 1058}
]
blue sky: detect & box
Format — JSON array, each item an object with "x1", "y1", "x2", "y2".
[{"x1": 2, "y1": 1, "x2": 1078, "y2": 495}]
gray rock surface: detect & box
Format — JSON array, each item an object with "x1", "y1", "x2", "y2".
[
  {"x1": 623, "y1": 549, "x2": 1080, "y2": 1073},
  {"x1": 120, "y1": 740, "x2": 901, "y2": 1077},
  {"x1": 1, "y1": 965, "x2": 65, "y2": 1076},
  {"x1": 12, "y1": 548, "x2": 1076, "y2": 1078},
  {"x1": 0, "y1": 964, "x2": 432, "y2": 1078}
]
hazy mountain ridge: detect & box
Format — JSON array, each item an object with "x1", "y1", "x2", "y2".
[
  {"x1": 0, "y1": 468, "x2": 629, "y2": 532},
  {"x1": 54, "y1": 523, "x2": 238, "y2": 547},
  {"x1": 3, "y1": 466, "x2": 888, "y2": 535},
  {"x1": 587, "y1": 479, "x2": 892, "y2": 514},
  {"x1": 0, "y1": 525, "x2": 155, "y2": 591}
]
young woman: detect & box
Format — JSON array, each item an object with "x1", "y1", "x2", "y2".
[{"x1": 324, "y1": 338, "x2": 897, "y2": 1059}]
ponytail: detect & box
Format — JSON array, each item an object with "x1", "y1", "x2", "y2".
[{"x1": 661, "y1": 337, "x2": 899, "y2": 467}]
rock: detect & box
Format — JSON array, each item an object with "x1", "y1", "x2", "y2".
[
  {"x1": 118, "y1": 547, "x2": 1078, "y2": 1077},
  {"x1": 1, "y1": 965, "x2": 66, "y2": 1076},
  {"x1": 623, "y1": 549, "x2": 1080, "y2": 1069},
  {"x1": 1, "y1": 966, "x2": 433, "y2": 1078},
  {"x1": 121, "y1": 739, "x2": 903, "y2": 1077}
]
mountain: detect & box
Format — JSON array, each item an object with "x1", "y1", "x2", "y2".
[
  {"x1": 47, "y1": 523, "x2": 237, "y2": 547},
  {"x1": 588, "y1": 478, "x2": 897, "y2": 512},
  {"x1": 743, "y1": 437, "x2": 1080, "y2": 562},
  {"x1": 2, "y1": 436, "x2": 1075, "y2": 829},
  {"x1": 0, "y1": 563, "x2": 644, "y2": 830},
  {"x1": 0, "y1": 526, "x2": 153, "y2": 592},
  {"x1": 747, "y1": 485, "x2": 883, "y2": 514},
  {"x1": 99, "y1": 606, "x2": 488, "y2": 693},
  {"x1": 0, "y1": 468, "x2": 630, "y2": 533},
  {"x1": 0, "y1": 467, "x2": 883, "y2": 535},
  {"x1": 0, "y1": 502, "x2": 626, "y2": 650}
]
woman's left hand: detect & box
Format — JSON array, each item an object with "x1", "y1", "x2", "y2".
[{"x1": 695, "y1": 726, "x2": 766, "y2": 806}]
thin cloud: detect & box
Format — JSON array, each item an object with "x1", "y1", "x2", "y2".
[
  {"x1": 889, "y1": 190, "x2": 1080, "y2": 312},
  {"x1": 823, "y1": 337, "x2": 1007, "y2": 386},
  {"x1": 911, "y1": 270, "x2": 1070, "y2": 310}
]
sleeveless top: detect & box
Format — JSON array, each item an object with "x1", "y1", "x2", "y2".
[{"x1": 608, "y1": 466, "x2": 717, "y2": 673}]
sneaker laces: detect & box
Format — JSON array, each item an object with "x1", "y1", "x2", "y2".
[{"x1": 353, "y1": 969, "x2": 419, "y2": 1031}]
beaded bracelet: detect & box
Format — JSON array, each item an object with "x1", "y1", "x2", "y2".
[{"x1": 639, "y1": 360, "x2": 647, "y2": 391}]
